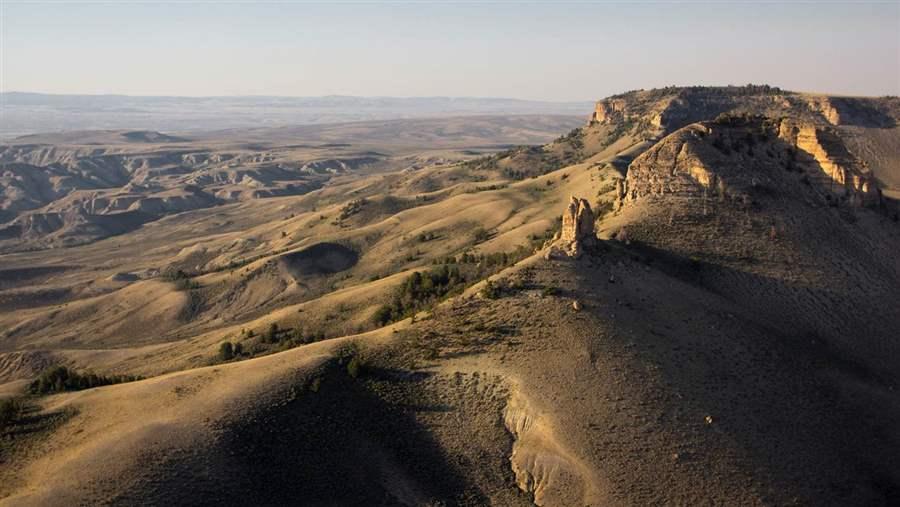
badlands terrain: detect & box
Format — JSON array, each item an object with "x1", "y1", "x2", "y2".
[{"x1": 1, "y1": 85, "x2": 899, "y2": 506}]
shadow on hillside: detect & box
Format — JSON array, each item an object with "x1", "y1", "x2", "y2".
[
  {"x1": 584, "y1": 239, "x2": 900, "y2": 505},
  {"x1": 828, "y1": 98, "x2": 897, "y2": 128},
  {"x1": 113, "y1": 364, "x2": 485, "y2": 507}
]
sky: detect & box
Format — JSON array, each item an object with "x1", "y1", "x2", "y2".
[{"x1": 1, "y1": 1, "x2": 898, "y2": 101}]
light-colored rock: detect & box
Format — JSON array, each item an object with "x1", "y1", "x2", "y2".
[
  {"x1": 591, "y1": 98, "x2": 629, "y2": 124},
  {"x1": 561, "y1": 196, "x2": 595, "y2": 243},
  {"x1": 549, "y1": 196, "x2": 596, "y2": 258},
  {"x1": 617, "y1": 116, "x2": 883, "y2": 211},
  {"x1": 781, "y1": 122, "x2": 881, "y2": 206},
  {"x1": 804, "y1": 96, "x2": 842, "y2": 125}
]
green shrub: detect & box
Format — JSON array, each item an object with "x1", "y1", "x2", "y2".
[
  {"x1": 373, "y1": 265, "x2": 466, "y2": 325},
  {"x1": 219, "y1": 342, "x2": 234, "y2": 361}
]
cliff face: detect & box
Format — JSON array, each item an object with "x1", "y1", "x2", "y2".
[
  {"x1": 616, "y1": 123, "x2": 736, "y2": 210},
  {"x1": 780, "y1": 121, "x2": 881, "y2": 206},
  {"x1": 803, "y1": 95, "x2": 900, "y2": 127},
  {"x1": 591, "y1": 98, "x2": 630, "y2": 124},
  {"x1": 590, "y1": 86, "x2": 796, "y2": 134},
  {"x1": 589, "y1": 86, "x2": 899, "y2": 136},
  {"x1": 616, "y1": 115, "x2": 882, "y2": 211}
]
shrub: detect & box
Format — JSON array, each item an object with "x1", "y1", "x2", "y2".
[
  {"x1": 480, "y1": 280, "x2": 500, "y2": 299},
  {"x1": 373, "y1": 305, "x2": 394, "y2": 326},
  {"x1": 219, "y1": 342, "x2": 234, "y2": 361},
  {"x1": 265, "y1": 323, "x2": 280, "y2": 343},
  {"x1": 0, "y1": 397, "x2": 24, "y2": 429}
]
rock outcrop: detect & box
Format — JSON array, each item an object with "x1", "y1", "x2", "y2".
[
  {"x1": 591, "y1": 98, "x2": 630, "y2": 124},
  {"x1": 561, "y1": 196, "x2": 595, "y2": 243},
  {"x1": 615, "y1": 123, "x2": 730, "y2": 210},
  {"x1": 803, "y1": 96, "x2": 842, "y2": 125},
  {"x1": 802, "y1": 96, "x2": 898, "y2": 127},
  {"x1": 615, "y1": 115, "x2": 883, "y2": 212},
  {"x1": 779, "y1": 121, "x2": 881, "y2": 206},
  {"x1": 547, "y1": 196, "x2": 596, "y2": 258}
]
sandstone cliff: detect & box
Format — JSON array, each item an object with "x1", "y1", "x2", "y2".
[
  {"x1": 780, "y1": 121, "x2": 881, "y2": 206},
  {"x1": 588, "y1": 85, "x2": 898, "y2": 135},
  {"x1": 616, "y1": 115, "x2": 882, "y2": 211}
]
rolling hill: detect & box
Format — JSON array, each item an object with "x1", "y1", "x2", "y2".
[{"x1": 1, "y1": 85, "x2": 898, "y2": 506}]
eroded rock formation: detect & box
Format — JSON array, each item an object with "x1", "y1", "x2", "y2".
[
  {"x1": 548, "y1": 196, "x2": 596, "y2": 258},
  {"x1": 615, "y1": 116, "x2": 882, "y2": 212},
  {"x1": 779, "y1": 121, "x2": 881, "y2": 206},
  {"x1": 590, "y1": 98, "x2": 629, "y2": 124}
]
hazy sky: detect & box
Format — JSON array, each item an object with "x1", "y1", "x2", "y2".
[{"x1": 2, "y1": 1, "x2": 898, "y2": 100}]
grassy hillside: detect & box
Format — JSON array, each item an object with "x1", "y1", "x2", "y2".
[{"x1": 1, "y1": 87, "x2": 899, "y2": 505}]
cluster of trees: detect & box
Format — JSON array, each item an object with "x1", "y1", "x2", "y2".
[
  {"x1": 602, "y1": 119, "x2": 638, "y2": 148},
  {"x1": 709, "y1": 120, "x2": 773, "y2": 157},
  {"x1": 218, "y1": 341, "x2": 244, "y2": 361},
  {"x1": 163, "y1": 268, "x2": 200, "y2": 291},
  {"x1": 338, "y1": 198, "x2": 367, "y2": 220},
  {"x1": 554, "y1": 127, "x2": 585, "y2": 151},
  {"x1": 375, "y1": 242, "x2": 542, "y2": 326},
  {"x1": 433, "y1": 248, "x2": 529, "y2": 268},
  {"x1": 610, "y1": 84, "x2": 785, "y2": 101},
  {"x1": 683, "y1": 84, "x2": 785, "y2": 97},
  {"x1": 29, "y1": 366, "x2": 142, "y2": 395},
  {"x1": 373, "y1": 266, "x2": 467, "y2": 325},
  {"x1": 464, "y1": 143, "x2": 583, "y2": 180},
  {"x1": 219, "y1": 323, "x2": 329, "y2": 362},
  {"x1": 470, "y1": 183, "x2": 508, "y2": 193},
  {"x1": 262, "y1": 322, "x2": 324, "y2": 347},
  {"x1": 502, "y1": 168, "x2": 529, "y2": 180}
]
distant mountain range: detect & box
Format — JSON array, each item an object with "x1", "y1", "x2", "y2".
[{"x1": 0, "y1": 92, "x2": 592, "y2": 138}]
